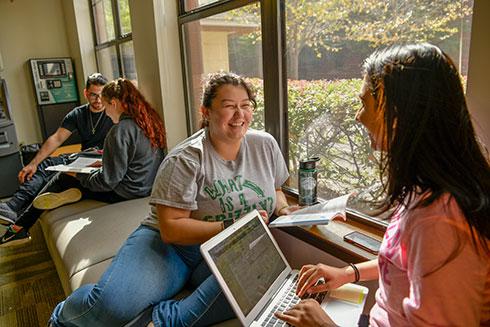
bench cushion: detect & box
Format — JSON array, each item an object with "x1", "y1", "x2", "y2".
[
  {"x1": 40, "y1": 197, "x2": 149, "y2": 294},
  {"x1": 39, "y1": 197, "x2": 240, "y2": 326}
]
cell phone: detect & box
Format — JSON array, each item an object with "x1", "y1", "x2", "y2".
[{"x1": 343, "y1": 231, "x2": 381, "y2": 255}]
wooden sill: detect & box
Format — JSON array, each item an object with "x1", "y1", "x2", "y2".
[
  {"x1": 51, "y1": 144, "x2": 81, "y2": 157},
  {"x1": 278, "y1": 190, "x2": 386, "y2": 263}
]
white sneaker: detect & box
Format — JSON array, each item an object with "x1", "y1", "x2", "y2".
[{"x1": 33, "y1": 188, "x2": 82, "y2": 210}]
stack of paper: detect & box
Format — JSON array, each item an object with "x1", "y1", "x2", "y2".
[{"x1": 46, "y1": 157, "x2": 102, "y2": 174}]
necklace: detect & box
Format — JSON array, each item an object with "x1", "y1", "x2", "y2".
[{"x1": 89, "y1": 110, "x2": 104, "y2": 135}]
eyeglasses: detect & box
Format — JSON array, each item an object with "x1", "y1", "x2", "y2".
[
  {"x1": 88, "y1": 92, "x2": 102, "y2": 100},
  {"x1": 220, "y1": 102, "x2": 255, "y2": 114}
]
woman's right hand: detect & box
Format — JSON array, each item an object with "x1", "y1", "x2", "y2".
[
  {"x1": 296, "y1": 264, "x2": 351, "y2": 297},
  {"x1": 18, "y1": 163, "x2": 38, "y2": 184}
]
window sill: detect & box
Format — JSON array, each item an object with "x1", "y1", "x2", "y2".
[{"x1": 279, "y1": 187, "x2": 386, "y2": 263}]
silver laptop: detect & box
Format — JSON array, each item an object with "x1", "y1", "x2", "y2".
[{"x1": 201, "y1": 210, "x2": 368, "y2": 327}]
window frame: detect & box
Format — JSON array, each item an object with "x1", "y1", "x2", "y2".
[
  {"x1": 89, "y1": 0, "x2": 133, "y2": 78},
  {"x1": 177, "y1": 0, "x2": 388, "y2": 231}
]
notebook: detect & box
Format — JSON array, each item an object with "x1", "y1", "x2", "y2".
[{"x1": 201, "y1": 210, "x2": 368, "y2": 326}]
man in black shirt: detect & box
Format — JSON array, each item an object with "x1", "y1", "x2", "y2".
[{"x1": 0, "y1": 73, "x2": 112, "y2": 227}]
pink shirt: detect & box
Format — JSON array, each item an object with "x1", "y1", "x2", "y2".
[{"x1": 370, "y1": 194, "x2": 489, "y2": 326}]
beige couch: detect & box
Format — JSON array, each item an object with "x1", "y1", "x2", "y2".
[
  {"x1": 39, "y1": 197, "x2": 376, "y2": 326},
  {"x1": 39, "y1": 197, "x2": 239, "y2": 326}
]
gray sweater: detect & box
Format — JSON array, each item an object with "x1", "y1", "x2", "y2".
[{"x1": 78, "y1": 114, "x2": 165, "y2": 199}]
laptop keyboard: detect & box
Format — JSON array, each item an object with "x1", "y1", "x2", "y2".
[
  {"x1": 262, "y1": 275, "x2": 299, "y2": 326},
  {"x1": 262, "y1": 276, "x2": 328, "y2": 327}
]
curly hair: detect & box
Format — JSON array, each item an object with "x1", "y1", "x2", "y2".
[{"x1": 102, "y1": 78, "x2": 166, "y2": 150}]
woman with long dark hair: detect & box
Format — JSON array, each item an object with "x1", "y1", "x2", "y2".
[
  {"x1": 1, "y1": 78, "x2": 166, "y2": 246},
  {"x1": 276, "y1": 43, "x2": 490, "y2": 326}
]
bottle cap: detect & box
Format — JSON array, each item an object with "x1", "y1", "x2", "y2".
[{"x1": 299, "y1": 157, "x2": 320, "y2": 169}]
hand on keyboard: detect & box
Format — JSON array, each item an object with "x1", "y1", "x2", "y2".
[
  {"x1": 302, "y1": 279, "x2": 327, "y2": 304},
  {"x1": 296, "y1": 263, "x2": 350, "y2": 298},
  {"x1": 274, "y1": 298, "x2": 338, "y2": 327}
]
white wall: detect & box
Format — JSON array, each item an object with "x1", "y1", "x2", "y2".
[
  {"x1": 0, "y1": 0, "x2": 72, "y2": 144},
  {"x1": 128, "y1": 0, "x2": 187, "y2": 149},
  {"x1": 151, "y1": 0, "x2": 188, "y2": 148},
  {"x1": 61, "y1": 0, "x2": 97, "y2": 96}
]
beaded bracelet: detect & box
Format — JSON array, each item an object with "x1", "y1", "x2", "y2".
[{"x1": 349, "y1": 263, "x2": 360, "y2": 283}]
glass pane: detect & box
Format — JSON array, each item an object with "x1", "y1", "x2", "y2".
[
  {"x1": 285, "y1": 0, "x2": 474, "y2": 216},
  {"x1": 120, "y1": 41, "x2": 138, "y2": 84},
  {"x1": 118, "y1": 0, "x2": 132, "y2": 35},
  {"x1": 92, "y1": 0, "x2": 115, "y2": 44},
  {"x1": 184, "y1": 0, "x2": 221, "y2": 12},
  {"x1": 182, "y1": 2, "x2": 263, "y2": 132},
  {"x1": 96, "y1": 46, "x2": 119, "y2": 80}
]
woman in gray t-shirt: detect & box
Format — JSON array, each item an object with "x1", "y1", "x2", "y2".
[{"x1": 49, "y1": 72, "x2": 298, "y2": 327}]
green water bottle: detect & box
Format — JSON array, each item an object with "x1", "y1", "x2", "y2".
[{"x1": 298, "y1": 157, "x2": 320, "y2": 206}]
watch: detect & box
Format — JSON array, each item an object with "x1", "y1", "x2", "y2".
[{"x1": 222, "y1": 218, "x2": 235, "y2": 229}]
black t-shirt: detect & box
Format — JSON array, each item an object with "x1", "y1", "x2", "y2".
[{"x1": 61, "y1": 104, "x2": 113, "y2": 150}]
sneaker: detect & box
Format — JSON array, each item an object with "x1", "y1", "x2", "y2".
[
  {"x1": 0, "y1": 202, "x2": 17, "y2": 225},
  {"x1": 33, "y1": 188, "x2": 82, "y2": 210},
  {"x1": 0, "y1": 225, "x2": 31, "y2": 247}
]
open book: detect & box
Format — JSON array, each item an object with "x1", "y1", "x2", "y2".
[
  {"x1": 45, "y1": 157, "x2": 102, "y2": 174},
  {"x1": 269, "y1": 193, "x2": 351, "y2": 228}
]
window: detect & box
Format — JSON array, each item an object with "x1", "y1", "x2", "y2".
[
  {"x1": 180, "y1": 1, "x2": 264, "y2": 132},
  {"x1": 284, "y1": 0, "x2": 473, "y2": 215},
  {"x1": 90, "y1": 0, "x2": 137, "y2": 83},
  {"x1": 178, "y1": 0, "x2": 474, "y2": 221}
]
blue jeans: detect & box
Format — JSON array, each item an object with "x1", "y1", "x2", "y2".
[
  {"x1": 7, "y1": 155, "x2": 70, "y2": 216},
  {"x1": 50, "y1": 225, "x2": 235, "y2": 327},
  {"x1": 16, "y1": 174, "x2": 126, "y2": 230}
]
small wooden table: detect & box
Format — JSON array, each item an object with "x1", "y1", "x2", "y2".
[
  {"x1": 280, "y1": 193, "x2": 386, "y2": 263},
  {"x1": 50, "y1": 144, "x2": 81, "y2": 157}
]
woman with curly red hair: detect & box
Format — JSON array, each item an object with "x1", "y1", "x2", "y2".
[
  {"x1": 101, "y1": 78, "x2": 166, "y2": 149},
  {"x1": 1, "y1": 78, "x2": 166, "y2": 246},
  {"x1": 70, "y1": 78, "x2": 166, "y2": 198}
]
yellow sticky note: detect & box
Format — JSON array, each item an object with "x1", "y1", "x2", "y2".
[{"x1": 329, "y1": 283, "x2": 366, "y2": 304}]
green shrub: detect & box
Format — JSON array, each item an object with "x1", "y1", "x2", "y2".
[{"x1": 246, "y1": 77, "x2": 381, "y2": 201}]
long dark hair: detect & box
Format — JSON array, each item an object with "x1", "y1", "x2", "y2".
[
  {"x1": 199, "y1": 71, "x2": 256, "y2": 129},
  {"x1": 102, "y1": 78, "x2": 166, "y2": 150},
  {"x1": 363, "y1": 43, "x2": 489, "y2": 251}
]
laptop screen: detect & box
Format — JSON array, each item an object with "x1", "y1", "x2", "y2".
[{"x1": 208, "y1": 215, "x2": 287, "y2": 316}]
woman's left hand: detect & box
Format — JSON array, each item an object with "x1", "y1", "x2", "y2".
[
  {"x1": 274, "y1": 299, "x2": 337, "y2": 327},
  {"x1": 258, "y1": 210, "x2": 269, "y2": 224},
  {"x1": 279, "y1": 204, "x2": 301, "y2": 216}
]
